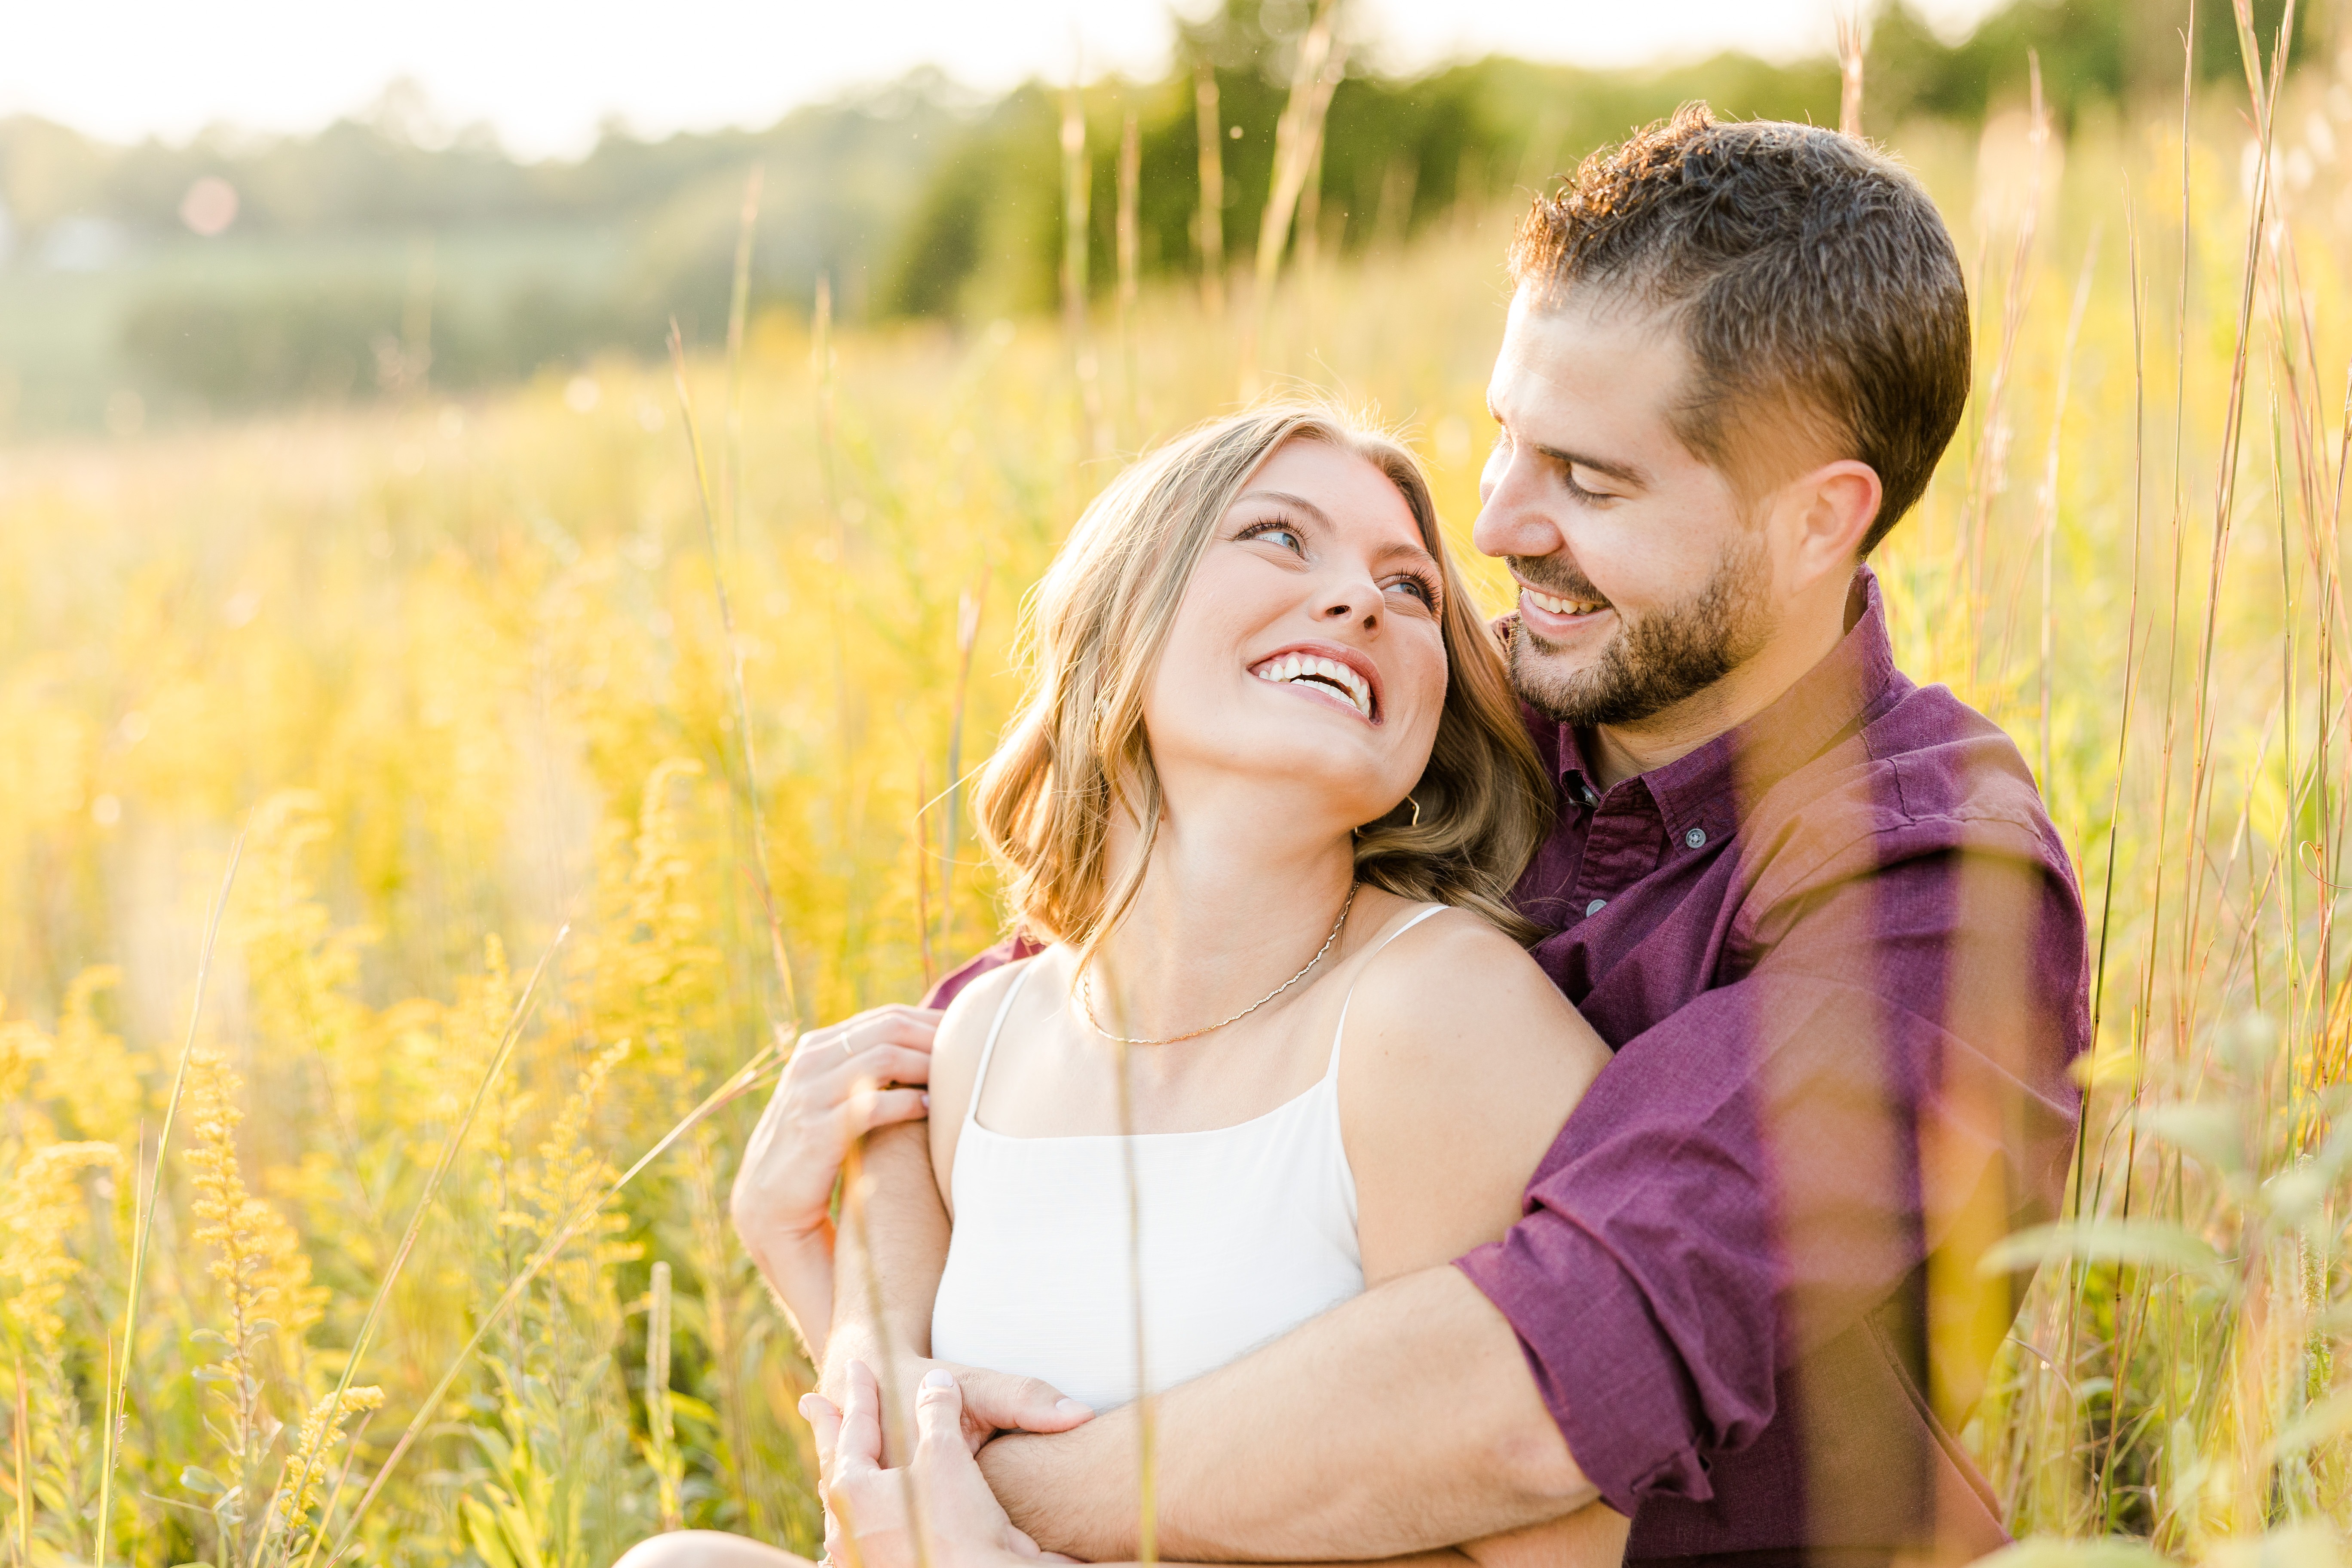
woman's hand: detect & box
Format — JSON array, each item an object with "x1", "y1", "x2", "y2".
[
  {"x1": 730, "y1": 1006, "x2": 942, "y2": 1354},
  {"x1": 805, "y1": 1362, "x2": 1072, "y2": 1568}
]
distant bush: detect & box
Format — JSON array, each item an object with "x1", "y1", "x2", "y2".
[
  {"x1": 118, "y1": 280, "x2": 659, "y2": 407},
  {"x1": 121, "y1": 284, "x2": 402, "y2": 405}
]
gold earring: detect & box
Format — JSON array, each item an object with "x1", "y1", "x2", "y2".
[{"x1": 1409, "y1": 796, "x2": 1423, "y2": 828}]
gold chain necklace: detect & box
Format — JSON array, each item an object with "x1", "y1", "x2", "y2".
[{"x1": 1076, "y1": 882, "x2": 1360, "y2": 1047}]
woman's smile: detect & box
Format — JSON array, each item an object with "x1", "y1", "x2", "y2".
[{"x1": 1246, "y1": 640, "x2": 1382, "y2": 723}]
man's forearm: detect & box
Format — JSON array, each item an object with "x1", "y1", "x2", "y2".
[
  {"x1": 978, "y1": 1264, "x2": 1596, "y2": 1562},
  {"x1": 826, "y1": 1122, "x2": 951, "y2": 1455}
]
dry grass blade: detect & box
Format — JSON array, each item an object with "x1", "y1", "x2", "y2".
[
  {"x1": 836, "y1": 1136, "x2": 930, "y2": 1568},
  {"x1": 669, "y1": 319, "x2": 802, "y2": 1034},
  {"x1": 725, "y1": 163, "x2": 764, "y2": 547},
  {"x1": 1836, "y1": 11, "x2": 1866, "y2": 137},
  {"x1": 1060, "y1": 76, "x2": 1108, "y2": 456},
  {"x1": 2034, "y1": 232, "x2": 2101, "y2": 788},
  {"x1": 1117, "y1": 109, "x2": 1143, "y2": 442},
  {"x1": 1115, "y1": 1034, "x2": 1158, "y2": 1566},
  {"x1": 12, "y1": 1353, "x2": 28, "y2": 1568},
  {"x1": 1193, "y1": 63, "x2": 1225, "y2": 319},
  {"x1": 938, "y1": 571, "x2": 991, "y2": 962},
  {"x1": 1241, "y1": 0, "x2": 1344, "y2": 396},
  {"x1": 95, "y1": 823, "x2": 247, "y2": 1568}
]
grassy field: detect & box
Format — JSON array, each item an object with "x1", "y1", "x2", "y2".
[{"x1": 6, "y1": 47, "x2": 2352, "y2": 1568}]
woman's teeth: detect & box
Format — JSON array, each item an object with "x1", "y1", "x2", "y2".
[
  {"x1": 1525, "y1": 587, "x2": 1605, "y2": 617},
  {"x1": 1251, "y1": 653, "x2": 1373, "y2": 719}
]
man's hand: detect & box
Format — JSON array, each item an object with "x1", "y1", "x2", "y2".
[
  {"x1": 805, "y1": 1362, "x2": 1072, "y2": 1568},
  {"x1": 731, "y1": 1005, "x2": 941, "y2": 1351}
]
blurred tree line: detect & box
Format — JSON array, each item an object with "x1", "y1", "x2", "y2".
[{"x1": 0, "y1": 0, "x2": 2315, "y2": 422}]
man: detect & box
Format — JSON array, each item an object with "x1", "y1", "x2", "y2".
[{"x1": 769, "y1": 103, "x2": 2086, "y2": 1568}]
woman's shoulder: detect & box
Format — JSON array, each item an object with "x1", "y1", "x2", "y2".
[
  {"x1": 934, "y1": 949, "x2": 1055, "y2": 1070},
  {"x1": 926, "y1": 950, "x2": 1059, "y2": 1207},
  {"x1": 1336, "y1": 899, "x2": 1611, "y2": 1280},
  {"x1": 1344, "y1": 899, "x2": 1605, "y2": 1076},
  {"x1": 1351, "y1": 900, "x2": 1556, "y2": 1004}
]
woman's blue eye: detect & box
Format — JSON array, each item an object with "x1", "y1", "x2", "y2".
[
  {"x1": 1387, "y1": 576, "x2": 1436, "y2": 608},
  {"x1": 1244, "y1": 521, "x2": 1304, "y2": 551}
]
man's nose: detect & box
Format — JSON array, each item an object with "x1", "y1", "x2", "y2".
[{"x1": 1472, "y1": 452, "x2": 1564, "y2": 561}]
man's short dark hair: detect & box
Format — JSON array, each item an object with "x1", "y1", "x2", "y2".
[{"x1": 1510, "y1": 103, "x2": 1971, "y2": 555}]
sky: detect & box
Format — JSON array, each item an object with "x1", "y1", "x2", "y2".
[{"x1": 8, "y1": 0, "x2": 2014, "y2": 159}]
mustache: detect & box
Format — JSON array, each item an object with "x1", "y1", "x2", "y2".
[{"x1": 1508, "y1": 555, "x2": 1611, "y2": 607}]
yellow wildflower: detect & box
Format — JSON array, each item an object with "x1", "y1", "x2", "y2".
[
  {"x1": 0, "y1": 1140, "x2": 119, "y2": 1354},
  {"x1": 35, "y1": 966, "x2": 143, "y2": 1147},
  {"x1": 269, "y1": 1384, "x2": 385, "y2": 1551},
  {"x1": 185, "y1": 1049, "x2": 328, "y2": 1343}
]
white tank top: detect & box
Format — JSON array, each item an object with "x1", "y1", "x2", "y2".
[{"x1": 930, "y1": 905, "x2": 1448, "y2": 1413}]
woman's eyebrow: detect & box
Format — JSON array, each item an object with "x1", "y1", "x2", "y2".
[
  {"x1": 1371, "y1": 538, "x2": 1439, "y2": 571},
  {"x1": 1234, "y1": 489, "x2": 1330, "y2": 527}
]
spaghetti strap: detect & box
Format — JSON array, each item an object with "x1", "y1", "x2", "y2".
[
  {"x1": 966, "y1": 959, "x2": 1040, "y2": 1128},
  {"x1": 1324, "y1": 903, "x2": 1451, "y2": 1080}
]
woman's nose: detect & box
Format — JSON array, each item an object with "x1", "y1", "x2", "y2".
[{"x1": 1321, "y1": 588, "x2": 1376, "y2": 629}]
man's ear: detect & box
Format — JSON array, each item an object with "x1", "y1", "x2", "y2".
[{"x1": 1785, "y1": 459, "x2": 1882, "y2": 588}]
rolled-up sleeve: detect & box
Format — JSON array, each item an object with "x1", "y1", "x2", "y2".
[{"x1": 1456, "y1": 838, "x2": 2086, "y2": 1516}]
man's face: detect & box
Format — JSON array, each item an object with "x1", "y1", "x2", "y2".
[{"x1": 1473, "y1": 288, "x2": 1781, "y2": 730}]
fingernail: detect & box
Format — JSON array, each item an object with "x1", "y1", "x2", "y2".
[
  {"x1": 922, "y1": 1367, "x2": 955, "y2": 1390},
  {"x1": 798, "y1": 1393, "x2": 820, "y2": 1418},
  {"x1": 1054, "y1": 1398, "x2": 1093, "y2": 1418},
  {"x1": 919, "y1": 1092, "x2": 931, "y2": 1110}
]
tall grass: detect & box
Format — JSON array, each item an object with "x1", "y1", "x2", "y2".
[{"x1": 5, "y1": 28, "x2": 2352, "y2": 1563}]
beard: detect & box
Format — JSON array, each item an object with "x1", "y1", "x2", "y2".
[{"x1": 1508, "y1": 535, "x2": 1778, "y2": 729}]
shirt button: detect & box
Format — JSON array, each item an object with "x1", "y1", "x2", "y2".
[
  {"x1": 1685, "y1": 827, "x2": 1708, "y2": 849},
  {"x1": 1585, "y1": 898, "x2": 1607, "y2": 917}
]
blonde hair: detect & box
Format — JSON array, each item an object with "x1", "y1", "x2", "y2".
[{"x1": 972, "y1": 400, "x2": 1554, "y2": 954}]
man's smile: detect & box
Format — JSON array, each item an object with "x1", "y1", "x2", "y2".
[{"x1": 1515, "y1": 579, "x2": 1617, "y2": 640}]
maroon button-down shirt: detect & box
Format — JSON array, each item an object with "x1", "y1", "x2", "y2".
[{"x1": 930, "y1": 569, "x2": 2088, "y2": 1567}]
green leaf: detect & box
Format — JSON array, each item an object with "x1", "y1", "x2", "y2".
[
  {"x1": 2137, "y1": 1102, "x2": 2244, "y2": 1175},
  {"x1": 2269, "y1": 1388, "x2": 2352, "y2": 1458},
  {"x1": 459, "y1": 1495, "x2": 519, "y2": 1568},
  {"x1": 2205, "y1": 1525, "x2": 2343, "y2": 1568},
  {"x1": 2262, "y1": 1166, "x2": 2330, "y2": 1229},
  {"x1": 665, "y1": 1392, "x2": 719, "y2": 1427},
  {"x1": 1973, "y1": 1536, "x2": 2171, "y2": 1568},
  {"x1": 179, "y1": 1466, "x2": 226, "y2": 1497},
  {"x1": 1979, "y1": 1218, "x2": 2225, "y2": 1277}
]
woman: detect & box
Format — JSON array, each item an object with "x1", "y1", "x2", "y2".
[{"x1": 623, "y1": 403, "x2": 1623, "y2": 1568}]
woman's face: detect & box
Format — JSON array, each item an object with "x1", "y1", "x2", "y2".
[{"x1": 1142, "y1": 437, "x2": 1451, "y2": 834}]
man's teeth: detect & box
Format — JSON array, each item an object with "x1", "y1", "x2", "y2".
[
  {"x1": 1525, "y1": 587, "x2": 1605, "y2": 617},
  {"x1": 1251, "y1": 653, "x2": 1374, "y2": 718}
]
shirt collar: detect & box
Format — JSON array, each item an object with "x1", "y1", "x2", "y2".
[{"x1": 1546, "y1": 567, "x2": 1908, "y2": 841}]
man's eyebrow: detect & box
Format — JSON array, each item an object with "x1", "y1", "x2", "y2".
[
  {"x1": 1488, "y1": 403, "x2": 1652, "y2": 490},
  {"x1": 1533, "y1": 442, "x2": 1650, "y2": 489}
]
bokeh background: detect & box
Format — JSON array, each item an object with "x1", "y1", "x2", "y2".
[{"x1": 5, "y1": 4, "x2": 2350, "y2": 1568}]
